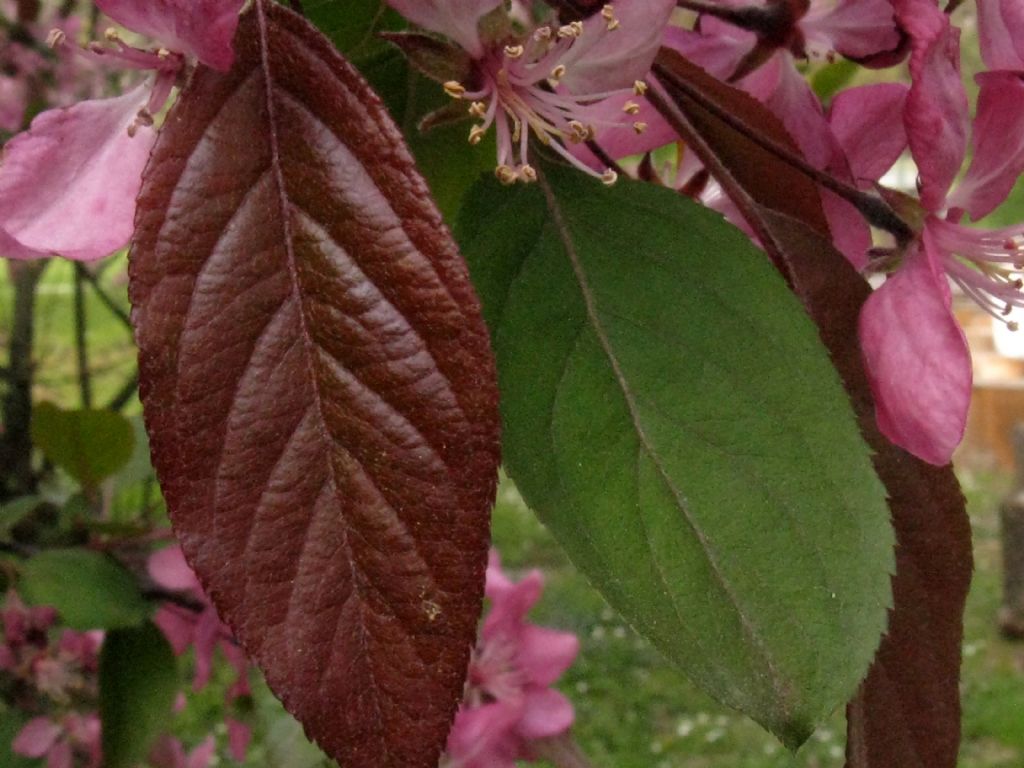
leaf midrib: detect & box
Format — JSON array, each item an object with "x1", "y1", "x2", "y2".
[
  {"x1": 254, "y1": 2, "x2": 390, "y2": 759},
  {"x1": 537, "y1": 173, "x2": 792, "y2": 714}
]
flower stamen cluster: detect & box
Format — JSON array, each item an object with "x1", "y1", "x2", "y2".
[{"x1": 440, "y1": 5, "x2": 647, "y2": 186}]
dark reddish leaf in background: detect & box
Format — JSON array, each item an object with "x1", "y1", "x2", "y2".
[
  {"x1": 129, "y1": 2, "x2": 501, "y2": 767},
  {"x1": 650, "y1": 51, "x2": 972, "y2": 768}
]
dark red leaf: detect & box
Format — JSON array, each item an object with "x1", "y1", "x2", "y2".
[
  {"x1": 129, "y1": 3, "x2": 501, "y2": 767},
  {"x1": 649, "y1": 51, "x2": 972, "y2": 768}
]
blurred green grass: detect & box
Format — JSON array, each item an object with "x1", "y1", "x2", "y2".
[{"x1": 3, "y1": 263, "x2": 1024, "y2": 767}]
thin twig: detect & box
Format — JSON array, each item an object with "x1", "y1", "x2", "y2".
[
  {"x1": 76, "y1": 266, "x2": 132, "y2": 330},
  {"x1": 650, "y1": 64, "x2": 916, "y2": 244},
  {"x1": 73, "y1": 264, "x2": 92, "y2": 409},
  {"x1": 0, "y1": 261, "x2": 47, "y2": 499},
  {"x1": 106, "y1": 371, "x2": 140, "y2": 412}
]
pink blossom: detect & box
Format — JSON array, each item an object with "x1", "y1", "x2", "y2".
[
  {"x1": 226, "y1": 718, "x2": 252, "y2": 762},
  {"x1": 442, "y1": 551, "x2": 579, "y2": 768},
  {"x1": 388, "y1": 0, "x2": 675, "y2": 184},
  {"x1": 659, "y1": 0, "x2": 900, "y2": 264},
  {"x1": 0, "y1": 86, "x2": 157, "y2": 261},
  {"x1": 0, "y1": 0, "x2": 244, "y2": 262},
  {"x1": 148, "y1": 545, "x2": 249, "y2": 695},
  {"x1": 148, "y1": 735, "x2": 217, "y2": 768},
  {"x1": 95, "y1": 0, "x2": 245, "y2": 72},
  {"x1": 859, "y1": 0, "x2": 1024, "y2": 464},
  {"x1": 977, "y1": 0, "x2": 1024, "y2": 71},
  {"x1": 12, "y1": 713, "x2": 101, "y2": 768}
]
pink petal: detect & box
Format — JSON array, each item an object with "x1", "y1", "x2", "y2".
[
  {"x1": 802, "y1": 0, "x2": 901, "y2": 59},
  {"x1": 947, "y1": 71, "x2": 1024, "y2": 221},
  {"x1": 517, "y1": 626, "x2": 580, "y2": 687},
  {"x1": 191, "y1": 608, "x2": 223, "y2": 690},
  {"x1": 186, "y1": 736, "x2": 217, "y2": 768},
  {"x1": 147, "y1": 545, "x2": 202, "y2": 592},
  {"x1": 46, "y1": 740, "x2": 73, "y2": 768},
  {"x1": 896, "y1": 0, "x2": 968, "y2": 211},
  {"x1": 859, "y1": 235, "x2": 971, "y2": 465},
  {"x1": 483, "y1": 565, "x2": 543, "y2": 641},
  {"x1": 153, "y1": 604, "x2": 198, "y2": 655},
  {"x1": 829, "y1": 82, "x2": 909, "y2": 183},
  {"x1": 445, "y1": 703, "x2": 522, "y2": 768},
  {"x1": 0, "y1": 76, "x2": 28, "y2": 133},
  {"x1": 226, "y1": 719, "x2": 251, "y2": 762},
  {"x1": 148, "y1": 735, "x2": 187, "y2": 768},
  {"x1": 386, "y1": 0, "x2": 503, "y2": 59},
  {"x1": 12, "y1": 718, "x2": 62, "y2": 758},
  {"x1": 558, "y1": 0, "x2": 676, "y2": 94},
  {"x1": 94, "y1": 0, "x2": 245, "y2": 71},
  {"x1": 744, "y1": 56, "x2": 839, "y2": 168},
  {"x1": 977, "y1": 0, "x2": 1024, "y2": 71},
  {"x1": 662, "y1": 23, "x2": 756, "y2": 82},
  {"x1": 516, "y1": 689, "x2": 575, "y2": 740},
  {"x1": 576, "y1": 96, "x2": 677, "y2": 167},
  {"x1": 822, "y1": 191, "x2": 872, "y2": 269},
  {"x1": 0, "y1": 84, "x2": 155, "y2": 261}
]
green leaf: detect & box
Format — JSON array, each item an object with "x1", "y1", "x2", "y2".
[
  {"x1": 0, "y1": 496, "x2": 40, "y2": 539},
  {"x1": 31, "y1": 403, "x2": 135, "y2": 489},
  {"x1": 304, "y1": 0, "x2": 402, "y2": 59},
  {"x1": 18, "y1": 549, "x2": 149, "y2": 629},
  {"x1": 459, "y1": 165, "x2": 894, "y2": 746},
  {"x1": 100, "y1": 622, "x2": 179, "y2": 768},
  {"x1": 362, "y1": 51, "x2": 495, "y2": 223}
]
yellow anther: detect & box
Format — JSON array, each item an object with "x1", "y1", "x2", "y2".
[
  {"x1": 550, "y1": 64, "x2": 567, "y2": 81},
  {"x1": 443, "y1": 81, "x2": 466, "y2": 98},
  {"x1": 567, "y1": 120, "x2": 594, "y2": 142},
  {"x1": 469, "y1": 101, "x2": 488, "y2": 119},
  {"x1": 1010, "y1": 321, "x2": 1020, "y2": 332},
  {"x1": 504, "y1": 44, "x2": 525, "y2": 59},
  {"x1": 104, "y1": 26, "x2": 121, "y2": 42},
  {"x1": 496, "y1": 165, "x2": 518, "y2": 185},
  {"x1": 601, "y1": 169, "x2": 619, "y2": 186},
  {"x1": 623, "y1": 101, "x2": 641, "y2": 115},
  {"x1": 157, "y1": 47, "x2": 171, "y2": 59},
  {"x1": 633, "y1": 80, "x2": 648, "y2": 96},
  {"x1": 45, "y1": 28, "x2": 66, "y2": 48},
  {"x1": 602, "y1": 5, "x2": 621, "y2": 31},
  {"x1": 520, "y1": 165, "x2": 538, "y2": 183},
  {"x1": 633, "y1": 121, "x2": 648, "y2": 134},
  {"x1": 469, "y1": 125, "x2": 487, "y2": 145},
  {"x1": 558, "y1": 21, "x2": 584, "y2": 38},
  {"x1": 534, "y1": 26, "x2": 553, "y2": 41}
]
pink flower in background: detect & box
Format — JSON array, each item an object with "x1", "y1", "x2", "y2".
[
  {"x1": 0, "y1": 0, "x2": 245, "y2": 262},
  {"x1": 148, "y1": 544, "x2": 252, "y2": 760},
  {"x1": 388, "y1": 0, "x2": 675, "y2": 184},
  {"x1": 148, "y1": 545, "x2": 250, "y2": 693},
  {"x1": 859, "y1": 0, "x2": 1024, "y2": 465},
  {"x1": 12, "y1": 713, "x2": 101, "y2": 768},
  {"x1": 148, "y1": 735, "x2": 217, "y2": 768},
  {"x1": 443, "y1": 551, "x2": 579, "y2": 768}
]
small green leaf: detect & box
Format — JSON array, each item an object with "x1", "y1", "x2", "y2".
[
  {"x1": 100, "y1": 622, "x2": 179, "y2": 768},
  {"x1": 0, "y1": 497, "x2": 40, "y2": 539},
  {"x1": 31, "y1": 403, "x2": 135, "y2": 489},
  {"x1": 459, "y1": 166, "x2": 894, "y2": 746},
  {"x1": 18, "y1": 549, "x2": 149, "y2": 629}
]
